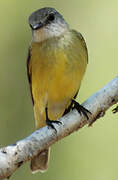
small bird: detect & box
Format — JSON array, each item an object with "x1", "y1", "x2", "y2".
[{"x1": 27, "y1": 7, "x2": 90, "y2": 173}]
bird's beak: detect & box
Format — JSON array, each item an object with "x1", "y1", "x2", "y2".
[{"x1": 31, "y1": 22, "x2": 43, "y2": 30}]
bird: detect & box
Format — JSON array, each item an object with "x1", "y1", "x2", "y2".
[{"x1": 27, "y1": 7, "x2": 90, "y2": 173}]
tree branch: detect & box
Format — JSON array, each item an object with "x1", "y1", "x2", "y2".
[{"x1": 0, "y1": 76, "x2": 118, "y2": 179}]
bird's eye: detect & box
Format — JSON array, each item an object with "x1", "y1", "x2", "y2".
[{"x1": 47, "y1": 13, "x2": 55, "y2": 21}]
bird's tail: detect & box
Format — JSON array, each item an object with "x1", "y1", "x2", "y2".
[{"x1": 30, "y1": 147, "x2": 50, "y2": 173}]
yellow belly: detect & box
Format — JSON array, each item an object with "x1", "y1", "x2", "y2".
[{"x1": 30, "y1": 39, "x2": 87, "y2": 129}]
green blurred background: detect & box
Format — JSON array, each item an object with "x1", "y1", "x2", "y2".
[{"x1": 0, "y1": 0, "x2": 118, "y2": 179}]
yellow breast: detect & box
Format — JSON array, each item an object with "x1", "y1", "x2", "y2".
[{"x1": 29, "y1": 31, "x2": 87, "y2": 128}]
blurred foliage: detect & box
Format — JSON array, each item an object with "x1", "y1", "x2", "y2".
[{"x1": 0, "y1": 0, "x2": 118, "y2": 180}]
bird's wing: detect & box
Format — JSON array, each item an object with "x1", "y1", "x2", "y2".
[
  {"x1": 72, "y1": 30, "x2": 88, "y2": 63},
  {"x1": 63, "y1": 30, "x2": 88, "y2": 116},
  {"x1": 27, "y1": 47, "x2": 34, "y2": 105}
]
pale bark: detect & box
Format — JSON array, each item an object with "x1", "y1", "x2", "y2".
[{"x1": 0, "y1": 76, "x2": 118, "y2": 179}]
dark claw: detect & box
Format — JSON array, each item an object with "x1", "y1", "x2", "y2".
[
  {"x1": 46, "y1": 120, "x2": 62, "y2": 132},
  {"x1": 72, "y1": 100, "x2": 91, "y2": 120},
  {"x1": 45, "y1": 108, "x2": 62, "y2": 132}
]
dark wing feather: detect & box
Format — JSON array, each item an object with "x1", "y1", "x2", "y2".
[{"x1": 27, "y1": 48, "x2": 34, "y2": 105}]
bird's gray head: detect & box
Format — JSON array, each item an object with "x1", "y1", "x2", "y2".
[{"x1": 28, "y1": 7, "x2": 69, "y2": 42}]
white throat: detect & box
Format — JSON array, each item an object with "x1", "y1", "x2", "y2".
[{"x1": 32, "y1": 22, "x2": 69, "y2": 42}]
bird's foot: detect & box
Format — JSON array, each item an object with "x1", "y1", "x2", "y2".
[
  {"x1": 45, "y1": 108, "x2": 62, "y2": 131},
  {"x1": 72, "y1": 100, "x2": 91, "y2": 120},
  {"x1": 46, "y1": 119, "x2": 62, "y2": 131}
]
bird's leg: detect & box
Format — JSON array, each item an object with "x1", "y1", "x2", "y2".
[
  {"x1": 45, "y1": 107, "x2": 62, "y2": 130},
  {"x1": 63, "y1": 101, "x2": 73, "y2": 116},
  {"x1": 72, "y1": 99, "x2": 91, "y2": 119},
  {"x1": 63, "y1": 92, "x2": 79, "y2": 116}
]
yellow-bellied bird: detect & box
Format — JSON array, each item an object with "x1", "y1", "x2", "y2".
[{"x1": 27, "y1": 7, "x2": 90, "y2": 173}]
